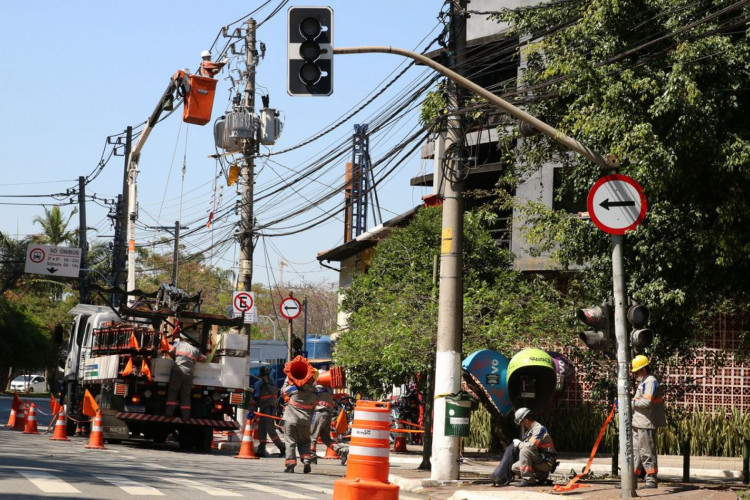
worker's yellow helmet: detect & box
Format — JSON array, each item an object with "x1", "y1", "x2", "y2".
[{"x1": 631, "y1": 355, "x2": 650, "y2": 372}]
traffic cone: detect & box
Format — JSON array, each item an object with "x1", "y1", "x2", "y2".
[
  {"x1": 50, "y1": 411, "x2": 71, "y2": 441},
  {"x1": 6, "y1": 393, "x2": 20, "y2": 428},
  {"x1": 13, "y1": 404, "x2": 26, "y2": 431},
  {"x1": 85, "y1": 410, "x2": 106, "y2": 449},
  {"x1": 234, "y1": 418, "x2": 260, "y2": 459},
  {"x1": 333, "y1": 400, "x2": 399, "y2": 499},
  {"x1": 393, "y1": 433, "x2": 407, "y2": 452},
  {"x1": 323, "y1": 429, "x2": 340, "y2": 459},
  {"x1": 23, "y1": 403, "x2": 39, "y2": 434}
]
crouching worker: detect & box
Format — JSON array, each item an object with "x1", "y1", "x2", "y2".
[
  {"x1": 511, "y1": 407, "x2": 558, "y2": 487},
  {"x1": 281, "y1": 358, "x2": 318, "y2": 473}
]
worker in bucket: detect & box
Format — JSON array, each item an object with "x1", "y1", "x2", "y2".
[
  {"x1": 198, "y1": 50, "x2": 228, "y2": 78},
  {"x1": 164, "y1": 324, "x2": 206, "y2": 420},
  {"x1": 280, "y1": 365, "x2": 318, "y2": 473},
  {"x1": 511, "y1": 407, "x2": 558, "y2": 487},
  {"x1": 252, "y1": 365, "x2": 285, "y2": 457},
  {"x1": 309, "y1": 375, "x2": 339, "y2": 463},
  {"x1": 631, "y1": 355, "x2": 666, "y2": 489}
]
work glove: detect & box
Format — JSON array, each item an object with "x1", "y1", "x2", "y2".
[
  {"x1": 614, "y1": 398, "x2": 618, "y2": 409},
  {"x1": 513, "y1": 439, "x2": 521, "y2": 448}
]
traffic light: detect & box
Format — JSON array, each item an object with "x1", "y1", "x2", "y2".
[
  {"x1": 576, "y1": 302, "x2": 611, "y2": 351},
  {"x1": 292, "y1": 336, "x2": 304, "y2": 358},
  {"x1": 627, "y1": 302, "x2": 653, "y2": 351},
  {"x1": 287, "y1": 6, "x2": 333, "y2": 96}
]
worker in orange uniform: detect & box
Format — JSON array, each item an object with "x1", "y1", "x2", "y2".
[
  {"x1": 631, "y1": 355, "x2": 666, "y2": 489},
  {"x1": 199, "y1": 50, "x2": 228, "y2": 78},
  {"x1": 253, "y1": 366, "x2": 286, "y2": 457},
  {"x1": 309, "y1": 380, "x2": 339, "y2": 463},
  {"x1": 165, "y1": 325, "x2": 206, "y2": 420},
  {"x1": 281, "y1": 372, "x2": 318, "y2": 473}
]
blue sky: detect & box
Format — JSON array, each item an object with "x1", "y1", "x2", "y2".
[{"x1": 0, "y1": 1, "x2": 446, "y2": 294}]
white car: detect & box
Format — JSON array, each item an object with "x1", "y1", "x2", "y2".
[{"x1": 10, "y1": 374, "x2": 47, "y2": 393}]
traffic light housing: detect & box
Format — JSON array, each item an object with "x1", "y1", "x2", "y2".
[
  {"x1": 627, "y1": 302, "x2": 653, "y2": 350},
  {"x1": 577, "y1": 302, "x2": 611, "y2": 351},
  {"x1": 288, "y1": 6, "x2": 333, "y2": 96}
]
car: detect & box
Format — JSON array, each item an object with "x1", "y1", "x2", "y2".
[{"x1": 10, "y1": 374, "x2": 47, "y2": 393}]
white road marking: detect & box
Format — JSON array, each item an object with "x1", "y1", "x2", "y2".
[
  {"x1": 160, "y1": 475, "x2": 242, "y2": 497},
  {"x1": 96, "y1": 475, "x2": 165, "y2": 496},
  {"x1": 293, "y1": 483, "x2": 335, "y2": 495},
  {"x1": 235, "y1": 482, "x2": 313, "y2": 498},
  {"x1": 18, "y1": 470, "x2": 80, "y2": 493}
]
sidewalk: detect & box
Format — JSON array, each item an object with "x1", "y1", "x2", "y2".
[
  {"x1": 217, "y1": 437, "x2": 749, "y2": 498},
  {"x1": 384, "y1": 447, "x2": 748, "y2": 499}
]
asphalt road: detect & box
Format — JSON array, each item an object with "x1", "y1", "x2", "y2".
[{"x1": 0, "y1": 396, "x2": 430, "y2": 499}]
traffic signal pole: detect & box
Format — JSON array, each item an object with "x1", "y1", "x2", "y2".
[
  {"x1": 333, "y1": 45, "x2": 627, "y2": 486},
  {"x1": 612, "y1": 234, "x2": 637, "y2": 496}
]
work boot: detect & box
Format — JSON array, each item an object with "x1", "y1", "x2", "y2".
[
  {"x1": 276, "y1": 443, "x2": 286, "y2": 457},
  {"x1": 255, "y1": 444, "x2": 267, "y2": 458},
  {"x1": 644, "y1": 476, "x2": 658, "y2": 489},
  {"x1": 284, "y1": 465, "x2": 295, "y2": 473},
  {"x1": 517, "y1": 479, "x2": 537, "y2": 487},
  {"x1": 303, "y1": 463, "x2": 312, "y2": 474},
  {"x1": 310, "y1": 453, "x2": 318, "y2": 464}
]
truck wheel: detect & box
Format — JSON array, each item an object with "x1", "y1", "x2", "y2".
[
  {"x1": 176, "y1": 428, "x2": 196, "y2": 451},
  {"x1": 194, "y1": 426, "x2": 213, "y2": 453}
]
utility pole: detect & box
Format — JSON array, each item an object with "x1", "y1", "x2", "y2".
[
  {"x1": 430, "y1": 0, "x2": 466, "y2": 480},
  {"x1": 238, "y1": 18, "x2": 257, "y2": 333},
  {"x1": 113, "y1": 126, "x2": 132, "y2": 304},
  {"x1": 78, "y1": 176, "x2": 89, "y2": 304},
  {"x1": 146, "y1": 221, "x2": 188, "y2": 287}
]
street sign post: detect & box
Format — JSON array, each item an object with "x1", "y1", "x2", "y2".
[
  {"x1": 232, "y1": 291, "x2": 257, "y2": 324},
  {"x1": 587, "y1": 174, "x2": 647, "y2": 235},
  {"x1": 279, "y1": 296, "x2": 302, "y2": 320},
  {"x1": 24, "y1": 244, "x2": 82, "y2": 278}
]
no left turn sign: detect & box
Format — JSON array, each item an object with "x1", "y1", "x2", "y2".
[{"x1": 280, "y1": 297, "x2": 302, "y2": 320}]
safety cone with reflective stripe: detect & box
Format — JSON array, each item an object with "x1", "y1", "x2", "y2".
[
  {"x1": 50, "y1": 411, "x2": 70, "y2": 441},
  {"x1": 333, "y1": 400, "x2": 399, "y2": 499},
  {"x1": 392, "y1": 432, "x2": 407, "y2": 452},
  {"x1": 12, "y1": 404, "x2": 26, "y2": 431},
  {"x1": 234, "y1": 418, "x2": 260, "y2": 459},
  {"x1": 322, "y1": 428, "x2": 340, "y2": 459},
  {"x1": 23, "y1": 403, "x2": 39, "y2": 434},
  {"x1": 85, "y1": 410, "x2": 106, "y2": 449},
  {"x1": 5, "y1": 393, "x2": 21, "y2": 428}
]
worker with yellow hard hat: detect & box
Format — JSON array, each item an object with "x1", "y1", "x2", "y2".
[{"x1": 630, "y1": 355, "x2": 666, "y2": 489}]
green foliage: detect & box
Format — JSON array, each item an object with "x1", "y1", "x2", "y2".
[
  {"x1": 337, "y1": 206, "x2": 573, "y2": 396},
  {"x1": 0, "y1": 296, "x2": 57, "y2": 370},
  {"x1": 493, "y1": 0, "x2": 750, "y2": 354}
]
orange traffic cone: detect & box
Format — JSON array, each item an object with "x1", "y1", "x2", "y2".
[
  {"x1": 333, "y1": 400, "x2": 399, "y2": 499},
  {"x1": 6, "y1": 393, "x2": 20, "y2": 428},
  {"x1": 23, "y1": 403, "x2": 39, "y2": 434},
  {"x1": 393, "y1": 433, "x2": 407, "y2": 452},
  {"x1": 234, "y1": 418, "x2": 259, "y2": 459},
  {"x1": 13, "y1": 404, "x2": 26, "y2": 431},
  {"x1": 323, "y1": 429, "x2": 340, "y2": 459},
  {"x1": 85, "y1": 410, "x2": 106, "y2": 449},
  {"x1": 50, "y1": 411, "x2": 71, "y2": 441}
]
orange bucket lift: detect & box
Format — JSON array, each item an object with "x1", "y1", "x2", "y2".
[{"x1": 182, "y1": 74, "x2": 218, "y2": 125}]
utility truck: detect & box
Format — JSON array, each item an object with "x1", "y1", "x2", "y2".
[{"x1": 63, "y1": 285, "x2": 248, "y2": 452}]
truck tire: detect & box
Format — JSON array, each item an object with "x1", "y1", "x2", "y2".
[
  {"x1": 176, "y1": 427, "x2": 196, "y2": 451},
  {"x1": 194, "y1": 426, "x2": 213, "y2": 453}
]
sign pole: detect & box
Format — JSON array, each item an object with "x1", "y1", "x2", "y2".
[{"x1": 612, "y1": 234, "x2": 636, "y2": 497}]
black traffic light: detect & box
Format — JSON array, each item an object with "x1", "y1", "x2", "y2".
[
  {"x1": 292, "y1": 336, "x2": 304, "y2": 358},
  {"x1": 287, "y1": 6, "x2": 333, "y2": 96},
  {"x1": 627, "y1": 302, "x2": 653, "y2": 350},
  {"x1": 577, "y1": 302, "x2": 611, "y2": 351}
]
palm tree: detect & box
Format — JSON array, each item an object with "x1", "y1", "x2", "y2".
[{"x1": 31, "y1": 206, "x2": 77, "y2": 246}]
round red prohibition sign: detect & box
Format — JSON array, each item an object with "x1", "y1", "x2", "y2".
[
  {"x1": 233, "y1": 292, "x2": 254, "y2": 312},
  {"x1": 29, "y1": 247, "x2": 46, "y2": 263},
  {"x1": 279, "y1": 297, "x2": 302, "y2": 320},
  {"x1": 587, "y1": 174, "x2": 648, "y2": 235}
]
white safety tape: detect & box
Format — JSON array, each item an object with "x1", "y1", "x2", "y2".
[
  {"x1": 348, "y1": 445, "x2": 390, "y2": 458},
  {"x1": 353, "y1": 410, "x2": 390, "y2": 423},
  {"x1": 351, "y1": 427, "x2": 390, "y2": 441}
]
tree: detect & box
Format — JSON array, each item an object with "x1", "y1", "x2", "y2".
[
  {"x1": 336, "y1": 206, "x2": 572, "y2": 397},
  {"x1": 0, "y1": 232, "x2": 27, "y2": 294},
  {"x1": 31, "y1": 206, "x2": 77, "y2": 246},
  {"x1": 492, "y1": 0, "x2": 750, "y2": 355}
]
